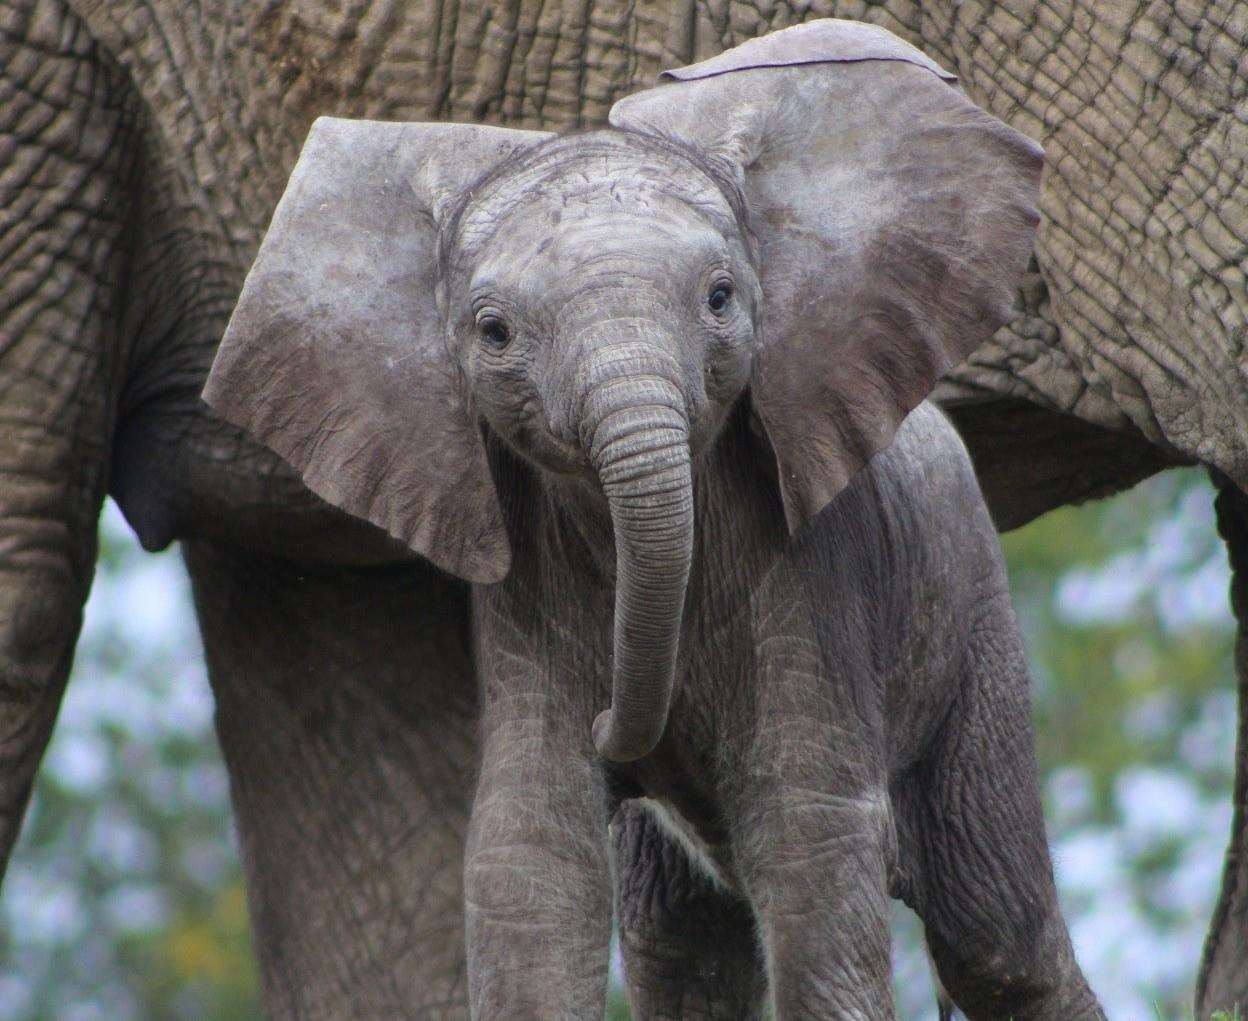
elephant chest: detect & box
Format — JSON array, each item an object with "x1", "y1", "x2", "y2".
[
  {"x1": 605, "y1": 594, "x2": 839, "y2": 873},
  {"x1": 604, "y1": 529, "x2": 965, "y2": 874}
]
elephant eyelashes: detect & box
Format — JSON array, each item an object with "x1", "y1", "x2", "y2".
[
  {"x1": 707, "y1": 284, "x2": 732, "y2": 314},
  {"x1": 476, "y1": 312, "x2": 511, "y2": 350}
]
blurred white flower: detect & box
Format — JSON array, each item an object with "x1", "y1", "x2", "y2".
[
  {"x1": 1115, "y1": 767, "x2": 1202, "y2": 848},
  {"x1": 44, "y1": 732, "x2": 110, "y2": 797}
]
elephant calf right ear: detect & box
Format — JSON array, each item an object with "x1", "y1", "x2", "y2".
[
  {"x1": 612, "y1": 20, "x2": 1042, "y2": 533},
  {"x1": 204, "y1": 118, "x2": 551, "y2": 583}
]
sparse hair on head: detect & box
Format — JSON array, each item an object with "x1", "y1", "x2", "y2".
[{"x1": 436, "y1": 126, "x2": 757, "y2": 276}]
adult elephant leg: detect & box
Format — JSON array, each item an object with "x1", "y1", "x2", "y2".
[
  {"x1": 614, "y1": 801, "x2": 767, "y2": 1020},
  {"x1": 0, "y1": 1, "x2": 138, "y2": 871},
  {"x1": 1198, "y1": 476, "x2": 1248, "y2": 1017},
  {"x1": 184, "y1": 542, "x2": 476, "y2": 1020}
]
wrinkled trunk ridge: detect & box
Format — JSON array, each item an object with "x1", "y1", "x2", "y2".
[{"x1": 578, "y1": 343, "x2": 694, "y2": 763}]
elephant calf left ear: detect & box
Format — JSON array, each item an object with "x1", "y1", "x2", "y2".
[
  {"x1": 203, "y1": 118, "x2": 552, "y2": 583},
  {"x1": 612, "y1": 19, "x2": 1043, "y2": 532}
]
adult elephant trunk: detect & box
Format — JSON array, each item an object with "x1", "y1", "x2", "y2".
[{"x1": 579, "y1": 339, "x2": 694, "y2": 763}]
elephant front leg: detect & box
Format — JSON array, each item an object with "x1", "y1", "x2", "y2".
[
  {"x1": 735, "y1": 782, "x2": 897, "y2": 1020},
  {"x1": 466, "y1": 606, "x2": 613, "y2": 1019}
]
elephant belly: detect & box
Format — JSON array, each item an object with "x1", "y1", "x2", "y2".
[{"x1": 110, "y1": 396, "x2": 422, "y2": 565}]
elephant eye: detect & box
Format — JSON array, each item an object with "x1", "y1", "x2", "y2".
[
  {"x1": 707, "y1": 284, "x2": 733, "y2": 314},
  {"x1": 476, "y1": 313, "x2": 511, "y2": 350}
]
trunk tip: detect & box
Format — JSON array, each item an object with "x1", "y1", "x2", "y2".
[{"x1": 592, "y1": 708, "x2": 660, "y2": 763}]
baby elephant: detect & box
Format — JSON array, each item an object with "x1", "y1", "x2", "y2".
[{"x1": 206, "y1": 19, "x2": 1104, "y2": 1021}]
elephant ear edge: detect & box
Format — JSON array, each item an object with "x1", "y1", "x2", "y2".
[
  {"x1": 610, "y1": 19, "x2": 1043, "y2": 531},
  {"x1": 203, "y1": 117, "x2": 553, "y2": 583}
]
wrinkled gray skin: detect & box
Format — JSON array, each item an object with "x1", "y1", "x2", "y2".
[
  {"x1": 476, "y1": 392, "x2": 1099, "y2": 1020},
  {"x1": 0, "y1": 1, "x2": 1245, "y2": 1018}
]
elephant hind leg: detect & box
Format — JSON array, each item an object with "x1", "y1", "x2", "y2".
[
  {"x1": 0, "y1": 0, "x2": 140, "y2": 872},
  {"x1": 613, "y1": 799, "x2": 767, "y2": 1020},
  {"x1": 894, "y1": 601, "x2": 1104, "y2": 1021},
  {"x1": 1197, "y1": 476, "x2": 1248, "y2": 1018}
]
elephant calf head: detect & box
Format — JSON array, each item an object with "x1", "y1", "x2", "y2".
[{"x1": 203, "y1": 19, "x2": 1042, "y2": 761}]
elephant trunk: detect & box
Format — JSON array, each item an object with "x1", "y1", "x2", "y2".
[{"x1": 580, "y1": 343, "x2": 694, "y2": 763}]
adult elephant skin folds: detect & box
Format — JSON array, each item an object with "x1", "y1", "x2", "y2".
[{"x1": 1, "y1": 2, "x2": 1245, "y2": 1018}]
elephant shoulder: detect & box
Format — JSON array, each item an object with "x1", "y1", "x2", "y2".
[
  {"x1": 885, "y1": 403, "x2": 983, "y2": 502},
  {"x1": 869, "y1": 401, "x2": 999, "y2": 548}
]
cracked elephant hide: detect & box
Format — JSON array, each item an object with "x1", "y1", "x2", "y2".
[{"x1": 0, "y1": 0, "x2": 1244, "y2": 1017}]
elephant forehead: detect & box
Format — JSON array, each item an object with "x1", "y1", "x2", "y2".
[
  {"x1": 478, "y1": 208, "x2": 726, "y2": 286},
  {"x1": 451, "y1": 132, "x2": 740, "y2": 256}
]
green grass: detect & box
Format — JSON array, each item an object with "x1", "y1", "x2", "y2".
[{"x1": 1154, "y1": 1007, "x2": 1241, "y2": 1021}]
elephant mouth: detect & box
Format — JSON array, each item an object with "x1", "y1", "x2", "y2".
[{"x1": 511, "y1": 418, "x2": 595, "y2": 477}]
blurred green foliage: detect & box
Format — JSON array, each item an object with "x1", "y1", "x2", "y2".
[
  {"x1": 999, "y1": 469, "x2": 1235, "y2": 1019},
  {"x1": 1006, "y1": 471, "x2": 1235, "y2": 805},
  {"x1": 1, "y1": 467, "x2": 1237, "y2": 1019}
]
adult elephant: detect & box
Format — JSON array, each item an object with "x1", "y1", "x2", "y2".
[{"x1": 0, "y1": 0, "x2": 1243, "y2": 1017}]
